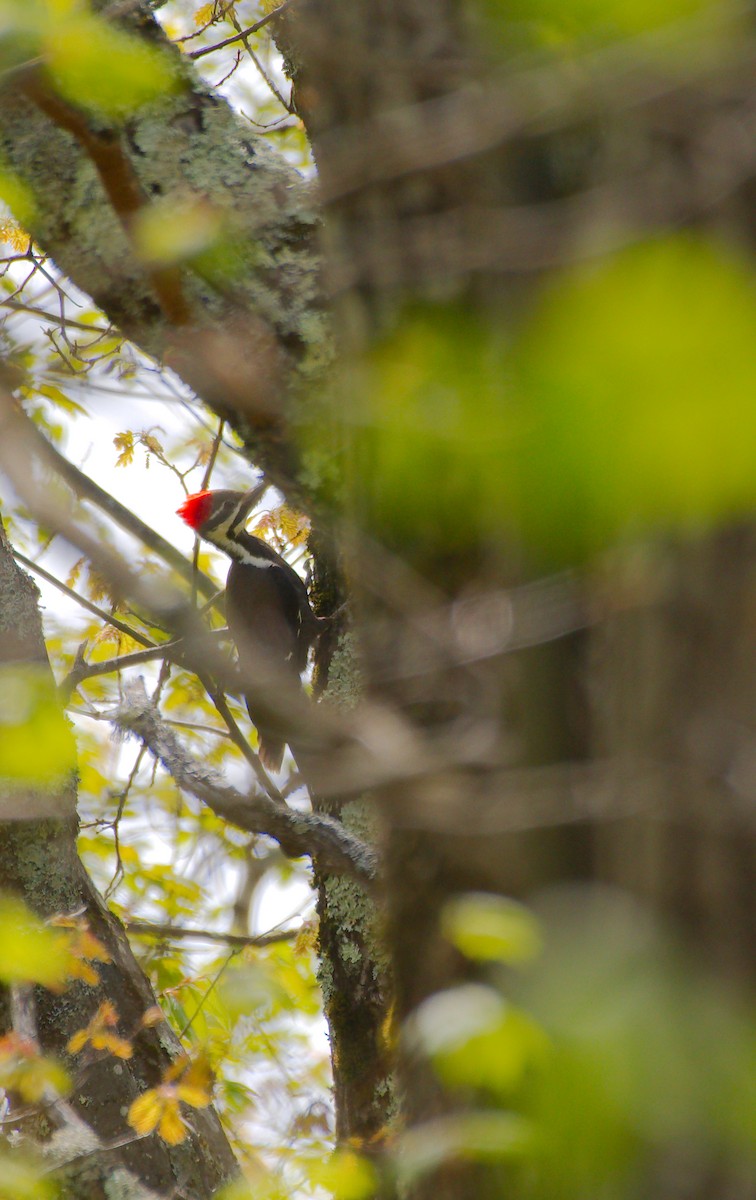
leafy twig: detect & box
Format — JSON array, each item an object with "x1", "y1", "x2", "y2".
[{"x1": 188, "y1": 1, "x2": 295, "y2": 61}]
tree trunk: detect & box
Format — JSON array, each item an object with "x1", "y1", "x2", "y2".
[{"x1": 0, "y1": 518, "x2": 240, "y2": 1198}]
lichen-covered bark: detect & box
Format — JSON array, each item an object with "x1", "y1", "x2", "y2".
[
  {"x1": 0, "y1": 519, "x2": 239, "y2": 1199},
  {"x1": 0, "y1": 1, "x2": 398, "y2": 1161},
  {"x1": 309, "y1": 544, "x2": 395, "y2": 1149},
  {"x1": 0, "y1": 8, "x2": 327, "y2": 494}
]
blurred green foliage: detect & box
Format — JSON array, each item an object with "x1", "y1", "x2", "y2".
[
  {"x1": 0, "y1": 0, "x2": 177, "y2": 119},
  {"x1": 0, "y1": 1151, "x2": 56, "y2": 1199},
  {"x1": 0, "y1": 895, "x2": 71, "y2": 987},
  {"x1": 0, "y1": 3, "x2": 752, "y2": 1192},
  {"x1": 133, "y1": 197, "x2": 224, "y2": 267},
  {"x1": 0, "y1": 171, "x2": 35, "y2": 226},
  {"x1": 0, "y1": 665, "x2": 76, "y2": 785},
  {"x1": 442, "y1": 893, "x2": 542, "y2": 964},
  {"x1": 352, "y1": 235, "x2": 756, "y2": 567},
  {"x1": 475, "y1": 0, "x2": 733, "y2": 49},
  {"x1": 395, "y1": 885, "x2": 756, "y2": 1198},
  {"x1": 396, "y1": 1111, "x2": 533, "y2": 1188},
  {"x1": 512, "y1": 887, "x2": 756, "y2": 1198}
]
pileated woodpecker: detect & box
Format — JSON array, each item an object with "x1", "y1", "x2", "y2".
[{"x1": 177, "y1": 488, "x2": 319, "y2": 772}]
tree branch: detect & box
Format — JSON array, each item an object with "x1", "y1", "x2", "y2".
[
  {"x1": 188, "y1": 1, "x2": 296, "y2": 61},
  {"x1": 12, "y1": 550, "x2": 157, "y2": 649},
  {"x1": 113, "y1": 679, "x2": 378, "y2": 886},
  {"x1": 7, "y1": 401, "x2": 219, "y2": 600},
  {"x1": 125, "y1": 920, "x2": 299, "y2": 948}
]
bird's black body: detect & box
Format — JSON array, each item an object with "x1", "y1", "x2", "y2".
[{"x1": 178, "y1": 489, "x2": 318, "y2": 771}]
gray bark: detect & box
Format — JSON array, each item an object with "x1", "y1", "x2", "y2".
[
  {"x1": 0, "y1": 518, "x2": 240, "y2": 1198},
  {"x1": 0, "y1": 0, "x2": 396, "y2": 1160},
  {"x1": 0, "y1": 7, "x2": 326, "y2": 493}
]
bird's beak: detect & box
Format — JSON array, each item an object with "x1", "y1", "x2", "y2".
[{"x1": 236, "y1": 482, "x2": 267, "y2": 524}]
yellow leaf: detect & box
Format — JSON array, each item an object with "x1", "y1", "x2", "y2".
[
  {"x1": 65, "y1": 556, "x2": 86, "y2": 589},
  {"x1": 67, "y1": 1031, "x2": 88, "y2": 1055},
  {"x1": 93, "y1": 1032, "x2": 133, "y2": 1060},
  {"x1": 278, "y1": 505, "x2": 310, "y2": 545},
  {"x1": 77, "y1": 930, "x2": 111, "y2": 963},
  {"x1": 85, "y1": 567, "x2": 114, "y2": 605},
  {"x1": 141, "y1": 433, "x2": 164, "y2": 455},
  {"x1": 194, "y1": 2, "x2": 215, "y2": 26},
  {"x1": 95, "y1": 1000, "x2": 118, "y2": 1024},
  {"x1": 294, "y1": 919, "x2": 319, "y2": 955},
  {"x1": 113, "y1": 431, "x2": 134, "y2": 468},
  {"x1": 68, "y1": 1000, "x2": 133, "y2": 1059},
  {"x1": 37, "y1": 384, "x2": 86, "y2": 415},
  {"x1": 67, "y1": 959, "x2": 101, "y2": 986},
  {"x1": 179, "y1": 1051, "x2": 214, "y2": 1092},
  {"x1": 0, "y1": 898, "x2": 70, "y2": 989},
  {"x1": 0, "y1": 666, "x2": 77, "y2": 787},
  {"x1": 0, "y1": 219, "x2": 31, "y2": 253},
  {"x1": 159, "y1": 1100, "x2": 187, "y2": 1145},
  {"x1": 176, "y1": 1083, "x2": 211, "y2": 1108},
  {"x1": 128, "y1": 1090, "x2": 162, "y2": 1136}
]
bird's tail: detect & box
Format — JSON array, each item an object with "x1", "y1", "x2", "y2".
[{"x1": 258, "y1": 734, "x2": 285, "y2": 774}]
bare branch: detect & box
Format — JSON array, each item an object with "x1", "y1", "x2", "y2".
[
  {"x1": 12, "y1": 550, "x2": 156, "y2": 649},
  {"x1": 5, "y1": 400, "x2": 219, "y2": 599},
  {"x1": 188, "y1": 1, "x2": 295, "y2": 62},
  {"x1": 125, "y1": 920, "x2": 299, "y2": 948},
  {"x1": 113, "y1": 679, "x2": 378, "y2": 886}
]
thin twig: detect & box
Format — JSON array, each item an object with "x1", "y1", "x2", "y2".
[
  {"x1": 179, "y1": 950, "x2": 238, "y2": 1039},
  {"x1": 188, "y1": 0, "x2": 294, "y2": 61},
  {"x1": 5, "y1": 401, "x2": 219, "y2": 599},
  {"x1": 2, "y1": 298, "x2": 113, "y2": 335},
  {"x1": 202, "y1": 681, "x2": 283, "y2": 800},
  {"x1": 200, "y1": 419, "x2": 225, "y2": 491},
  {"x1": 105, "y1": 742, "x2": 147, "y2": 900},
  {"x1": 191, "y1": 418, "x2": 225, "y2": 608},
  {"x1": 13, "y1": 551, "x2": 155, "y2": 649},
  {"x1": 58, "y1": 639, "x2": 181, "y2": 699},
  {"x1": 126, "y1": 921, "x2": 298, "y2": 948}
]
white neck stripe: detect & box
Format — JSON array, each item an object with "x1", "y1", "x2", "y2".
[
  {"x1": 236, "y1": 551, "x2": 275, "y2": 569},
  {"x1": 209, "y1": 527, "x2": 276, "y2": 569}
]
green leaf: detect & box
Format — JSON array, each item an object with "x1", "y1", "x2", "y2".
[
  {"x1": 442, "y1": 893, "x2": 542, "y2": 964},
  {"x1": 0, "y1": 1151, "x2": 56, "y2": 1200},
  {"x1": 36, "y1": 384, "x2": 87, "y2": 415},
  {"x1": 43, "y1": 13, "x2": 176, "y2": 119},
  {"x1": 218, "y1": 962, "x2": 287, "y2": 1020},
  {"x1": 396, "y1": 1111, "x2": 533, "y2": 1185},
  {"x1": 349, "y1": 303, "x2": 519, "y2": 559},
  {"x1": 306, "y1": 1149, "x2": 378, "y2": 1200},
  {"x1": 477, "y1": 0, "x2": 735, "y2": 48},
  {"x1": 0, "y1": 170, "x2": 36, "y2": 226},
  {"x1": 510, "y1": 235, "x2": 756, "y2": 561},
  {"x1": 516, "y1": 887, "x2": 756, "y2": 1194},
  {"x1": 133, "y1": 197, "x2": 223, "y2": 266},
  {"x1": 409, "y1": 983, "x2": 549, "y2": 1096},
  {"x1": 350, "y1": 235, "x2": 756, "y2": 566}
]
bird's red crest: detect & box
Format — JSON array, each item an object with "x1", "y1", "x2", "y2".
[{"x1": 177, "y1": 490, "x2": 214, "y2": 530}]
